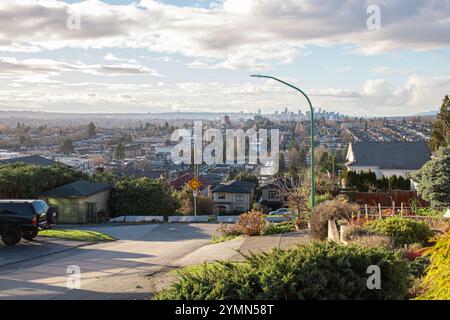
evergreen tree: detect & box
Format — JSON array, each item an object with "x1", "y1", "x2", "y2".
[
  {"x1": 412, "y1": 148, "x2": 450, "y2": 207},
  {"x1": 429, "y1": 95, "x2": 450, "y2": 151},
  {"x1": 60, "y1": 138, "x2": 74, "y2": 154},
  {"x1": 115, "y1": 143, "x2": 126, "y2": 159},
  {"x1": 87, "y1": 122, "x2": 97, "y2": 138}
]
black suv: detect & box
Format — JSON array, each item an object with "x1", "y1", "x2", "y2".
[{"x1": 0, "y1": 200, "x2": 57, "y2": 246}]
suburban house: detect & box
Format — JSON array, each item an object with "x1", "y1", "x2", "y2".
[
  {"x1": 118, "y1": 168, "x2": 166, "y2": 180},
  {"x1": 50, "y1": 156, "x2": 95, "y2": 175},
  {"x1": 345, "y1": 142, "x2": 431, "y2": 179},
  {"x1": 42, "y1": 180, "x2": 111, "y2": 224},
  {"x1": 170, "y1": 172, "x2": 211, "y2": 197},
  {"x1": 0, "y1": 155, "x2": 59, "y2": 166},
  {"x1": 0, "y1": 154, "x2": 94, "y2": 175},
  {"x1": 259, "y1": 181, "x2": 289, "y2": 212},
  {"x1": 212, "y1": 180, "x2": 256, "y2": 214}
]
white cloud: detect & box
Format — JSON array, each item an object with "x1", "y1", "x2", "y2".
[
  {"x1": 0, "y1": 0, "x2": 449, "y2": 69},
  {"x1": 0, "y1": 56, "x2": 162, "y2": 78},
  {"x1": 1, "y1": 74, "x2": 447, "y2": 115}
]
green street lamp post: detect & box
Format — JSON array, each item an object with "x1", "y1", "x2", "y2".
[{"x1": 250, "y1": 74, "x2": 316, "y2": 209}]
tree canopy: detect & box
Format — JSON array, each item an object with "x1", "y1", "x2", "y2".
[
  {"x1": 60, "y1": 138, "x2": 74, "y2": 154},
  {"x1": 412, "y1": 148, "x2": 450, "y2": 207},
  {"x1": 429, "y1": 95, "x2": 449, "y2": 151},
  {"x1": 0, "y1": 164, "x2": 87, "y2": 198},
  {"x1": 87, "y1": 122, "x2": 97, "y2": 138}
]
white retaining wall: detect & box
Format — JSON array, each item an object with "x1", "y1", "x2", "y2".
[{"x1": 168, "y1": 216, "x2": 209, "y2": 223}]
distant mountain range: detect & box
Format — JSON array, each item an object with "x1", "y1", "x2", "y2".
[{"x1": 414, "y1": 110, "x2": 438, "y2": 116}]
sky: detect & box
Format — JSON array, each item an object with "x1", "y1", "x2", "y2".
[{"x1": 0, "y1": 0, "x2": 449, "y2": 116}]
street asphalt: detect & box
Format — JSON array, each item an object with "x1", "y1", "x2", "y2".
[{"x1": 0, "y1": 223, "x2": 309, "y2": 300}]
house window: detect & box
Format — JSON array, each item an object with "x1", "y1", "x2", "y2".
[
  {"x1": 268, "y1": 190, "x2": 278, "y2": 199},
  {"x1": 235, "y1": 194, "x2": 245, "y2": 202},
  {"x1": 218, "y1": 192, "x2": 226, "y2": 199}
]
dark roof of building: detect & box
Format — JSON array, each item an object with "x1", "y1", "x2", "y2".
[
  {"x1": 42, "y1": 180, "x2": 111, "y2": 198},
  {"x1": 212, "y1": 180, "x2": 256, "y2": 193},
  {"x1": 118, "y1": 168, "x2": 165, "y2": 179},
  {"x1": 347, "y1": 142, "x2": 431, "y2": 170},
  {"x1": 0, "y1": 155, "x2": 60, "y2": 167},
  {"x1": 260, "y1": 178, "x2": 294, "y2": 190},
  {"x1": 170, "y1": 172, "x2": 210, "y2": 190}
]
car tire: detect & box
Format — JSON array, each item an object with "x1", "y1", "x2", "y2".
[
  {"x1": 2, "y1": 225, "x2": 21, "y2": 246},
  {"x1": 46, "y1": 206, "x2": 58, "y2": 225},
  {"x1": 23, "y1": 229, "x2": 39, "y2": 241}
]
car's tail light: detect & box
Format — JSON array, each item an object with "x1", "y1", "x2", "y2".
[{"x1": 31, "y1": 215, "x2": 37, "y2": 226}]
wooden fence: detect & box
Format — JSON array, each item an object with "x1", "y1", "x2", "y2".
[{"x1": 353, "y1": 204, "x2": 447, "y2": 231}]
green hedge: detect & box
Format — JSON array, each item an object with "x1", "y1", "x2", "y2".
[
  {"x1": 367, "y1": 217, "x2": 433, "y2": 247},
  {"x1": 112, "y1": 177, "x2": 175, "y2": 216},
  {"x1": 0, "y1": 163, "x2": 87, "y2": 198},
  {"x1": 156, "y1": 242, "x2": 410, "y2": 300}
]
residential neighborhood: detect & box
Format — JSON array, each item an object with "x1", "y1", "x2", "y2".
[{"x1": 0, "y1": 0, "x2": 449, "y2": 314}]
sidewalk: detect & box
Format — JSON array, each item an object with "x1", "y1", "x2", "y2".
[{"x1": 175, "y1": 229, "x2": 310, "y2": 266}]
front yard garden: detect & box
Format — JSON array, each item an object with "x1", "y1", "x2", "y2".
[{"x1": 159, "y1": 195, "x2": 450, "y2": 300}]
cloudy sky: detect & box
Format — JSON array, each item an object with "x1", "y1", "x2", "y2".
[{"x1": 0, "y1": 0, "x2": 449, "y2": 116}]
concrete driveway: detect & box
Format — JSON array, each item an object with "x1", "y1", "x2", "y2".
[{"x1": 0, "y1": 223, "x2": 220, "y2": 300}]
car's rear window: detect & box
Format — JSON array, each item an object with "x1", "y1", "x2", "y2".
[
  {"x1": 0, "y1": 203, "x2": 33, "y2": 216},
  {"x1": 32, "y1": 201, "x2": 48, "y2": 214}
]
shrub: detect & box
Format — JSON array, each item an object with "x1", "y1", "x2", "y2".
[
  {"x1": 310, "y1": 196, "x2": 360, "y2": 240},
  {"x1": 174, "y1": 186, "x2": 214, "y2": 215},
  {"x1": 416, "y1": 208, "x2": 443, "y2": 217},
  {"x1": 342, "y1": 224, "x2": 373, "y2": 241},
  {"x1": 408, "y1": 256, "x2": 430, "y2": 279},
  {"x1": 112, "y1": 177, "x2": 176, "y2": 216},
  {"x1": 367, "y1": 217, "x2": 434, "y2": 247},
  {"x1": 264, "y1": 221, "x2": 295, "y2": 235},
  {"x1": 348, "y1": 235, "x2": 393, "y2": 249},
  {"x1": 315, "y1": 193, "x2": 333, "y2": 205},
  {"x1": 155, "y1": 241, "x2": 410, "y2": 300},
  {"x1": 219, "y1": 210, "x2": 267, "y2": 236},
  {"x1": 417, "y1": 232, "x2": 450, "y2": 300},
  {"x1": 0, "y1": 163, "x2": 87, "y2": 198}
]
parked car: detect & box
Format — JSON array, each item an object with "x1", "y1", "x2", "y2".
[
  {"x1": 268, "y1": 208, "x2": 291, "y2": 215},
  {"x1": 0, "y1": 200, "x2": 57, "y2": 246}
]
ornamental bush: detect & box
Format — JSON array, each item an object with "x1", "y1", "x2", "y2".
[
  {"x1": 155, "y1": 241, "x2": 410, "y2": 300},
  {"x1": 218, "y1": 210, "x2": 267, "y2": 236},
  {"x1": 310, "y1": 195, "x2": 360, "y2": 240},
  {"x1": 367, "y1": 217, "x2": 433, "y2": 247},
  {"x1": 417, "y1": 232, "x2": 450, "y2": 300},
  {"x1": 264, "y1": 221, "x2": 295, "y2": 235}
]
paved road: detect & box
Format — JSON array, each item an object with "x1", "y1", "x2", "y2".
[{"x1": 0, "y1": 223, "x2": 220, "y2": 300}]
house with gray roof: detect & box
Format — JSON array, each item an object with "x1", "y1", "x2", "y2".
[
  {"x1": 0, "y1": 155, "x2": 60, "y2": 167},
  {"x1": 345, "y1": 142, "x2": 431, "y2": 179},
  {"x1": 212, "y1": 180, "x2": 256, "y2": 215},
  {"x1": 42, "y1": 180, "x2": 111, "y2": 224}
]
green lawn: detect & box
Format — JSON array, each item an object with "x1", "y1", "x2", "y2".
[
  {"x1": 211, "y1": 234, "x2": 241, "y2": 244},
  {"x1": 39, "y1": 229, "x2": 115, "y2": 243}
]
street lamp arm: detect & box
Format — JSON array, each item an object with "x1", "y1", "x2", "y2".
[
  {"x1": 250, "y1": 75, "x2": 314, "y2": 113},
  {"x1": 250, "y1": 74, "x2": 316, "y2": 209}
]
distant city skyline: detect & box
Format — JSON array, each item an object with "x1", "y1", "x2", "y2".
[{"x1": 0, "y1": 0, "x2": 449, "y2": 116}]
